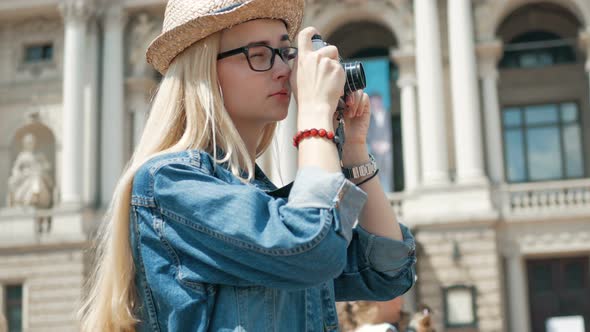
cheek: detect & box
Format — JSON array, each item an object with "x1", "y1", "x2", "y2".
[{"x1": 218, "y1": 66, "x2": 263, "y2": 115}]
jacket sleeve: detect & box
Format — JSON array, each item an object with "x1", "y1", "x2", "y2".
[
  {"x1": 334, "y1": 222, "x2": 417, "y2": 301},
  {"x1": 149, "y1": 162, "x2": 367, "y2": 290}
]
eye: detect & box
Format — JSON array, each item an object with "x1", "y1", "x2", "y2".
[{"x1": 282, "y1": 48, "x2": 297, "y2": 60}]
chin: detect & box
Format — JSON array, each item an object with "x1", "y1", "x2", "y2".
[{"x1": 265, "y1": 104, "x2": 290, "y2": 122}]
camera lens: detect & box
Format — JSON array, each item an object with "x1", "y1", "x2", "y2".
[{"x1": 343, "y1": 61, "x2": 366, "y2": 95}]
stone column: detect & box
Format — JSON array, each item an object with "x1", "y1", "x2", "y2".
[
  {"x1": 448, "y1": 0, "x2": 487, "y2": 185},
  {"x1": 59, "y1": 0, "x2": 91, "y2": 205},
  {"x1": 259, "y1": 98, "x2": 298, "y2": 187},
  {"x1": 100, "y1": 3, "x2": 127, "y2": 206},
  {"x1": 505, "y1": 248, "x2": 531, "y2": 332},
  {"x1": 414, "y1": 0, "x2": 450, "y2": 186},
  {"x1": 391, "y1": 49, "x2": 420, "y2": 193},
  {"x1": 477, "y1": 41, "x2": 505, "y2": 185},
  {"x1": 276, "y1": 98, "x2": 299, "y2": 185},
  {"x1": 83, "y1": 16, "x2": 99, "y2": 206}
]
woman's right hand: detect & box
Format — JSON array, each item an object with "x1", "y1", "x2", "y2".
[{"x1": 291, "y1": 27, "x2": 345, "y2": 123}]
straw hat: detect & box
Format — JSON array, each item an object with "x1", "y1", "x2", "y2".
[{"x1": 146, "y1": 0, "x2": 305, "y2": 74}]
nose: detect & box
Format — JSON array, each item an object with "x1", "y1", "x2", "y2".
[{"x1": 272, "y1": 53, "x2": 291, "y2": 80}]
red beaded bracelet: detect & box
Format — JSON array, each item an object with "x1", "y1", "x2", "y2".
[{"x1": 293, "y1": 128, "x2": 335, "y2": 148}]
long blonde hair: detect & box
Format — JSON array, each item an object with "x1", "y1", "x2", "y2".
[{"x1": 78, "y1": 31, "x2": 277, "y2": 332}]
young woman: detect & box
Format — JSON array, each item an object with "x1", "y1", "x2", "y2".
[{"x1": 79, "y1": 0, "x2": 416, "y2": 331}]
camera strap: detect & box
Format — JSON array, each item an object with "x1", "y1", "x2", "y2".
[{"x1": 334, "y1": 99, "x2": 346, "y2": 163}]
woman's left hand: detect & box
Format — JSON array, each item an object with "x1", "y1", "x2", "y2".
[{"x1": 338, "y1": 90, "x2": 371, "y2": 146}]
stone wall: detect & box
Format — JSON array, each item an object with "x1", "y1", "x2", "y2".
[
  {"x1": 415, "y1": 226, "x2": 505, "y2": 332},
  {"x1": 0, "y1": 247, "x2": 86, "y2": 331}
]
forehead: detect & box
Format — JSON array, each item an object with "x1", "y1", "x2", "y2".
[{"x1": 219, "y1": 19, "x2": 289, "y2": 48}]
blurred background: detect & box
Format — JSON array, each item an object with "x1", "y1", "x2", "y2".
[{"x1": 0, "y1": 0, "x2": 589, "y2": 331}]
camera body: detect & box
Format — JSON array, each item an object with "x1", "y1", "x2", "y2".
[{"x1": 310, "y1": 34, "x2": 366, "y2": 96}]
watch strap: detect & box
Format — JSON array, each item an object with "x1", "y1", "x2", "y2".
[{"x1": 342, "y1": 154, "x2": 378, "y2": 179}]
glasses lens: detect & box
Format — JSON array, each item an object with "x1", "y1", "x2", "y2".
[
  {"x1": 281, "y1": 47, "x2": 298, "y2": 68},
  {"x1": 247, "y1": 45, "x2": 273, "y2": 71}
]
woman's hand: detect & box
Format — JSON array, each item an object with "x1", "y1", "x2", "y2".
[
  {"x1": 291, "y1": 27, "x2": 345, "y2": 127},
  {"x1": 339, "y1": 90, "x2": 372, "y2": 166},
  {"x1": 341, "y1": 90, "x2": 371, "y2": 145}
]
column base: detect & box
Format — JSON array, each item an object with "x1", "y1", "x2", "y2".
[
  {"x1": 455, "y1": 173, "x2": 489, "y2": 186},
  {"x1": 422, "y1": 171, "x2": 452, "y2": 188},
  {"x1": 403, "y1": 183, "x2": 499, "y2": 225}
]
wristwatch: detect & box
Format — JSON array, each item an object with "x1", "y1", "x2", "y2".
[{"x1": 342, "y1": 154, "x2": 378, "y2": 179}]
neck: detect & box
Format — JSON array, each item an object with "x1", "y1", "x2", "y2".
[{"x1": 232, "y1": 120, "x2": 267, "y2": 169}]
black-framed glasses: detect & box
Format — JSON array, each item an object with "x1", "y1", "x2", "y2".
[{"x1": 217, "y1": 43, "x2": 298, "y2": 72}]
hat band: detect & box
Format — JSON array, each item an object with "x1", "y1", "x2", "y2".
[{"x1": 213, "y1": 2, "x2": 246, "y2": 14}]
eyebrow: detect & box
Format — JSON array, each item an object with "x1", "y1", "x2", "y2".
[{"x1": 247, "y1": 34, "x2": 291, "y2": 46}]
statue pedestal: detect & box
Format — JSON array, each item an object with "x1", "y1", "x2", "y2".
[{"x1": 0, "y1": 205, "x2": 91, "y2": 248}]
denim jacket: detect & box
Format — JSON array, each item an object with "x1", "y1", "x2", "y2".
[{"x1": 129, "y1": 150, "x2": 416, "y2": 332}]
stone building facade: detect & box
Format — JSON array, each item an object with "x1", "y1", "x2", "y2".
[{"x1": 0, "y1": 0, "x2": 589, "y2": 331}]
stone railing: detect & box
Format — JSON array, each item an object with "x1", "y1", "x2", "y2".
[{"x1": 500, "y1": 178, "x2": 590, "y2": 218}]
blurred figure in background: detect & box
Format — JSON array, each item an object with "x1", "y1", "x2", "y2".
[
  {"x1": 406, "y1": 305, "x2": 435, "y2": 332},
  {"x1": 337, "y1": 297, "x2": 404, "y2": 332}
]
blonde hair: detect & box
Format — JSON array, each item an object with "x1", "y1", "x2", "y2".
[{"x1": 78, "y1": 31, "x2": 277, "y2": 332}]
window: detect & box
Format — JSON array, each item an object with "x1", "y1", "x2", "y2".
[
  {"x1": 502, "y1": 102, "x2": 585, "y2": 182},
  {"x1": 24, "y1": 43, "x2": 53, "y2": 63},
  {"x1": 4, "y1": 285, "x2": 23, "y2": 332},
  {"x1": 500, "y1": 31, "x2": 576, "y2": 69},
  {"x1": 443, "y1": 285, "x2": 478, "y2": 328}
]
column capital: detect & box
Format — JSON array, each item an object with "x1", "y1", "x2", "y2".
[
  {"x1": 390, "y1": 48, "x2": 416, "y2": 87},
  {"x1": 476, "y1": 39, "x2": 503, "y2": 79},
  {"x1": 101, "y1": 2, "x2": 128, "y2": 27},
  {"x1": 59, "y1": 0, "x2": 94, "y2": 23}
]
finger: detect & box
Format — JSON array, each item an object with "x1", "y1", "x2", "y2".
[
  {"x1": 297, "y1": 26, "x2": 320, "y2": 55},
  {"x1": 352, "y1": 90, "x2": 363, "y2": 113},
  {"x1": 345, "y1": 92, "x2": 355, "y2": 106},
  {"x1": 358, "y1": 93, "x2": 370, "y2": 117},
  {"x1": 315, "y1": 45, "x2": 339, "y2": 60}
]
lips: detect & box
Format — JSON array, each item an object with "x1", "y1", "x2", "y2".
[{"x1": 270, "y1": 88, "x2": 289, "y2": 97}]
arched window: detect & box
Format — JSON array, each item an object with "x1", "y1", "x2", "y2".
[
  {"x1": 500, "y1": 30, "x2": 576, "y2": 69},
  {"x1": 327, "y1": 22, "x2": 403, "y2": 192}
]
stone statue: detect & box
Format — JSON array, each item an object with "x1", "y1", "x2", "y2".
[
  {"x1": 129, "y1": 13, "x2": 160, "y2": 77},
  {"x1": 7, "y1": 133, "x2": 54, "y2": 210}
]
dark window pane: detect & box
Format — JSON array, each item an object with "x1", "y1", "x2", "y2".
[
  {"x1": 500, "y1": 31, "x2": 576, "y2": 69},
  {"x1": 531, "y1": 264, "x2": 552, "y2": 292},
  {"x1": 527, "y1": 127, "x2": 562, "y2": 181},
  {"x1": 25, "y1": 46, "x2": 42, "y2": 62},
  {"x1": 520, "y1": 53, "x2": 539, "y2": 68},
  {"x1": 24, "y1": 44, "x2": 53, "y2": 63},
  {"x1": 503, "y1": 108, "x2": 522, "y2": 127},
  {"x1": 563, "y1": 125, "x2": 584, "y2": 178},
  {"x1": 564, "y1": 262, "x2": 585, "y2": 289},
  {"x1": 504, "y1": 129, "x2": 526, "y2": 182},
  {"x1": 5, "y1": 285, "x2": 22, "y2": 332},
  {"x1": 500, "y1": 54, "x2": 519, "y2": 68},
  {"x1": 43, "y1": 45, "x2": 53, "y2": 59},
  {"x1": 561, "y1": 103, "x2": 578, "y2": 122},
  {"x1": 525, "y1": 104, "x2": 558, "y2": 125}
]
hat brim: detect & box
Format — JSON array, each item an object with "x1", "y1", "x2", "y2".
[{"x1": 146, "y1": 0, "x2": 304, "y2": 74}]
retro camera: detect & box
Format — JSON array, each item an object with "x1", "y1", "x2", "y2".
[{"x1": 311, "y1": 34, "x2": 366, "y2": 96}]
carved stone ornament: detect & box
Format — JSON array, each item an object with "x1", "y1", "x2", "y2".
[
  {"x1": 58, "y1": 0, "x2": 93, "y2": 23},
  {"x1": 7, "y1": 133, "x2": 54, "y2": 209},
  {"x1": 128, "y1": 13, "x2": 161, "y2": 77}
]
